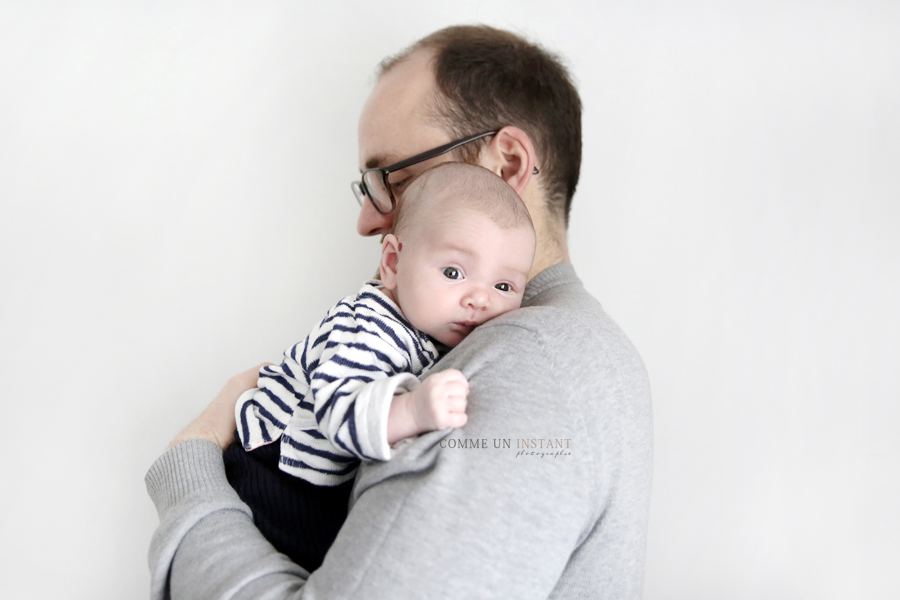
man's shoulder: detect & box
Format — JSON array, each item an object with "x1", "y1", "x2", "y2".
[
  {"x1": 454, "y1": 283, "x2": 645, "y2": 378},
  {"x1": 436, "y1": 278, "x2": 651, "y2": 443}
]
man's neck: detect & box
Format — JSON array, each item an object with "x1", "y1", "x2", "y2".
[
  {"x1": 519, "y1": 183, "x2": 570, "y2": 282},
  {"x1": 528, "y1": 224, "x2": 570, "y2": 282}
]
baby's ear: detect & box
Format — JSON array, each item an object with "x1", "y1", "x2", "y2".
[{"x1": 379, "y1": 234, "x2": 401, "y2": 289}]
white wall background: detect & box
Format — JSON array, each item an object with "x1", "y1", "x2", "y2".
[{"x1": 1, "y1": 1, "x2": 897, "y2": 598}]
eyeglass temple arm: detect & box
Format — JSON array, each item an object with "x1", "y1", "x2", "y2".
[{"x1": 383, "y1": 130, "x2": 500, "y2": 174}]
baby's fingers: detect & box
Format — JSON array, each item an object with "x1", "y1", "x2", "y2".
[
  {"x1": 448, "y1": 395, "x2": 468, "y2": 414},
  {"x1": 436, "y1": 368, "x2": 468, "y2": 388},
  {"x1": 440, "y1": 379, "x2": 469, "y2": 399},
  {"x1": 444, "y1": 412, "x2": 468, "y2": 429}
]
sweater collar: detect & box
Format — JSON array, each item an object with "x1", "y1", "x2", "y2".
[{"x1": 522, "y1": 262, "x2": 581, "y2": 305}]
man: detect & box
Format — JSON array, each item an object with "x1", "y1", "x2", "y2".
[{"x1": 147, "y1": 25, "x2": 653, "y2": 599}]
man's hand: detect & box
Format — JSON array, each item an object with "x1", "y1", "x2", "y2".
[
  {"x1": 167, "y1": 363, "x2": 273, "y2": 451},
  {"x1": 387, "y1": 369, "x2": 468, "y2": 444}
]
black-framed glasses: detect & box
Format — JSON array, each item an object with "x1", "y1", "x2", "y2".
[{"x1": 351, "y1": 129, "x2": 539, "y2": 215}]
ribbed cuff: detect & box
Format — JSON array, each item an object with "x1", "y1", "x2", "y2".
[
  {"x1": 145, "y1": 440, "x2": 254, "y2": 600},
  {"x1": 145, "y1": 439, "x2": 230, "y2": 519}
]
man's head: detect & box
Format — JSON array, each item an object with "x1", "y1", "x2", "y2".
[
  {"x1": 379, "y1": 163, "x2": 536, "y2": 347},
  {"x1": 357, "y1": 25, "x2": 582, "y2": 275}
]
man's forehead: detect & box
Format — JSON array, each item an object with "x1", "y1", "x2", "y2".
[
  {"x1": 357, "y1": 51, "x2": 445, "y2": 169},
  {"x1": 358, "y1": 123, "x2": 450, "y2": 171},
  {"x1": 358, "y1": 110, "x2": 446, "y2": 169}
]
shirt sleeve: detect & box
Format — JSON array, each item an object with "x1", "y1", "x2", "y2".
[
  {"x1": 278, "y1": 312, "x2": 421, "y2": 485},
  {"x1": 145, "y1": 324, "x2": 592, "y2": 600},
  {"x1": 310, "y1": 318, "x2": 418, "y2": 454},
  {"x1": 235, "y1": 355, "x2": 309, "y2": 451}
]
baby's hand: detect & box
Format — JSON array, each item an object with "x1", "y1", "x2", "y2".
[
  {"x1": 411, "y1": 369, "x2": 469, "y2": 431},
  {"x1": 386, "y1": 369, "x2": 469, "y2": 444}
]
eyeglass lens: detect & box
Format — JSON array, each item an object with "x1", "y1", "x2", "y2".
[{"x1": 361, "y1": 170, "x2": 393, "y2": 214}]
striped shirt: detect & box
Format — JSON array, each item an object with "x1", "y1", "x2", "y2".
[{"x1": 236, "y1": 282, "x2": 439, "y2": 486}]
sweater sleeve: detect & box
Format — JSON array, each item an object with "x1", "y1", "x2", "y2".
[{"x1": 145, "y1": 324, "x2": 592, "y2": 600}]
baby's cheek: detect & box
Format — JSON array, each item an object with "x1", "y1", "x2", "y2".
[{"x1": 504, "y1": 298, "x2": 524, "y2": 314}]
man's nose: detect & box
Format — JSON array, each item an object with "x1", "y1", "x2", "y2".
[{"x1": 356, "y1": 199, "x2": 394, "y2": 237}]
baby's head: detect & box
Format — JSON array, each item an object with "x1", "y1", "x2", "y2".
[{"x1": 379, "y1": 163, "x2": 536, "y2": 347}]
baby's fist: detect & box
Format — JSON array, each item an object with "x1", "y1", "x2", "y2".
[{"x1": 413, "y1": 369, "x2": 469, "y2": 431}]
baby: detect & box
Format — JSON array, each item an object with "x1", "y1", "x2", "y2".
[{"x1": 223, "y1": 162, "x2": 536, "y2": 571}]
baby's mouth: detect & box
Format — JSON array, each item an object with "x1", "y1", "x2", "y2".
[{"x1": 453, "y1": 321, "x2": 480, "y2": 333}]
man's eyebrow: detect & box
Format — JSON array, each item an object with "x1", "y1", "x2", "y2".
[{"x1": 363, "y1": 154, "x2": 398, "y2": 171}]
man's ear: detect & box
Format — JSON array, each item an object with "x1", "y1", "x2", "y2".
[
  {"x1": 379, "y1": 233, "x2": 402, "y2": 289},
  {"x1": 480, "y1": 126, "x2": 537, "y2": 196}
]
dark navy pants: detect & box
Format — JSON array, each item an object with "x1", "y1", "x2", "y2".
[{"x1": 223, "y1": 438, "x2": 354, "y2": 572}]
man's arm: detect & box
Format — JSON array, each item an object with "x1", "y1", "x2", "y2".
[{"x1": 147, "y1": 324, "x2": 590, "y2": 599}]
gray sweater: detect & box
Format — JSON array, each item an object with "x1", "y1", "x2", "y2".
[{"x1": 145, "y1": 263, "x2": 653, "y2": 599}]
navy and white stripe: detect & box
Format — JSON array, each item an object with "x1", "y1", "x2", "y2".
[{"x1": 236, "y1": 281, "x2": 439, "y2": 486}]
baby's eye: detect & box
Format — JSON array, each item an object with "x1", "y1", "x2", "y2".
[
  {"x1": 494, "y1": 282, "x2": 512, "y2": 292},
  {"x1": 442, "y1": 267, "x2": 462, "y2": 280}
]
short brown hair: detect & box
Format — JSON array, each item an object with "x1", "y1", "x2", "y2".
[{"x1": 379, "y1": 25, "x2": 582, "y2": 226}]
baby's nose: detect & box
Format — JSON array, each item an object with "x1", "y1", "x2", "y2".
[{"x1": 463, "y1": 287, "x2": 489, "y2": 309}]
